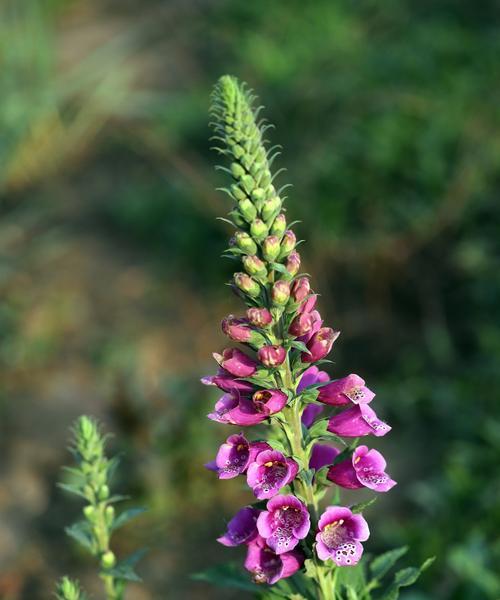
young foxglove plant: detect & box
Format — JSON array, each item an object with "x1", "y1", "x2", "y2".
[{"x1": 198, "y1": 76, "x2": 434, "y2": 599}]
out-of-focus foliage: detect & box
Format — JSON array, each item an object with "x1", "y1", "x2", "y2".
[{"x1": 0, "y1": 0, "x2": 499, "y2": 599}]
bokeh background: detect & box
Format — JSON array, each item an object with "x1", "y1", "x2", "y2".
[{"x1": 1, "y1": 1, "x2": 499, "y2": 598}]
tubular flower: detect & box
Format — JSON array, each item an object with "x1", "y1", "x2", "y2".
[
  {"x1": 257, "y1": 495, "x2": 310, "y2": 554},
  {"x1": 316, "y1": 507, "x2": 370, "y2": 566},
  {"x1": 327, "y1": 445, "x2": 397, "y2": 492},
  {"x1": 205, "y1": 75, "x2": 399, "y2": 592}
]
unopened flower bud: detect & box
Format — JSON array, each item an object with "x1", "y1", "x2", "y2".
[
  {"x1": 222, "y1": 315, "x2": 252, "y2": 342},
  {"x1": 286, "y1": 250, "x2": 301, "y2": 277},
  {"x1": 242, "y1": 255, "x2": 267, "y2": 278},
  {"x1": 270, "y1": 213, "x2": 287, "y2": 236},
  {"x1": 271, "y1": 280, "x2": 291, "y2": 305},
  {"x1": 83, "y1": 505, "x2": 95, "y2": 521},
  {"x1": 291, "y1": 277, "x2": 311, "y2": 302},
  {"x1": 98, "y1": 485, "x2": 109, "y2": 501},
  {"x1": 258, "y1": 344, "x2": 287, "y2": 368},
  {"x1": 238, "y1": 198, "x2": 257, "y2": 223},
  {"x1": 302, "y1": 327, "x2": 340, "y2": 362},
  {"x1": 262, "y1": 235, "x2": 281, "y2": 261},
  {"x1": 231, "y1": 162, "x2": 245, "y2": 179},
  {"x1": 250, "y1": 218, "x2": 268, "y2": 241},
  {"x1": 234, "y1": 272, "x2": 261, "y2": 297},
  {"x1": 246, "y1": 307, "x2": 273, "y2": 328},
  {"x1": 251, "y1": 187, "x2": 266, "y2": 205},
  {"x1": 101, "y1": 550, "x2": 116, "y2": 570},
  {"x1": 233, "y1": 231, "x2": 258, "y2": 255},
  {"x1": 261, "y1": 196, "x2": 281, "y2": 222},
  {"x1": 230, "y1": 183, "x2": 246, "y2": 201},
  {"x1": 289, "y1": 312, "x2": 313, "y2": 337},
  {"x1": 279, "y1": 230, "x2": 297, "y2": 257},
  {"x1": 105, "y1": 505, "x2": 115, "y2": 527},
  {"x1": 241, "y1": 173, "x2": 256, "y2": 194},
  {"x1": 229, "y1": 209, "x2": 247, "y2": 228}
]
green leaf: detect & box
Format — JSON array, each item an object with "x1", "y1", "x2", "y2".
[
  {"x1": 303, "y1": 558, "x2": 317, "y2": 579},
  {"x1": 65, "y1": 521, "x2": 94, "y2": 552},
  {"x1": 111, "y1": 507, "x2": 147, "y2": 531},
  {"x1": 267, "y1": 439, "x2": 289, "y2": 455},
  {"x1": 192, "y1": 562, "x2": 259, "y2": 592},
  {"x1": 105, "y1": 549, "x2": 147, "y2": 582},
  {"x1": 370, "y1": 546, "x2": 409, "y2": 580},
  {"x1": 58, "y1": 482, "x2": 87, "y2": 500},
  {"x1": 378, "y1": 557, "x2": 435, "y2": 600},
  {"x1": 337, "y1": 561, "x2": 367, "y2": 593},
  {"x1": 288, "y1": 340, "x2": 310, "y2": 353},
  {"x1": 307, "y1": 418, "x2": 329, "y2": 438},
  {"x1": 351, "y1": 497, "x2": 377, "y2": 514}
]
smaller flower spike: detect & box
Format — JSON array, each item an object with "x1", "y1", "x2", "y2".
[
  {"x1": 214, "y1": 348, "x2": 257, "y2": 377},
  {"x1": 244, "y1": 535, "x2": 304, "y2": 584},
  {"x1": 217, "y1": 506, "x2": 260, "y2": 547},
  {"x1": 206, "y1": 433, "x2": 270, "y2": 479},
  {"x1": 318, "y1": 374, "x2": 375, "y2": 406},
  {"x1": 316, "y1": 506, "x2": 369, "y2": 566},
  {"x1": 247, "y1": 450, "x2": 298, "y2": 499},
  {"x1": 257, "y1": 495, "x2": 310, "y2": 554},
  {"x1": 327, "y1": 445, "x2": 397, "y2": 492},
  {"x1": 328, "y1": 404, "x2": 391, "y2": 437}
]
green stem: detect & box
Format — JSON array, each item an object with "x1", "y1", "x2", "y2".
[{"x1": 94, "y1": 502, "x2": 121, "y2": 600}]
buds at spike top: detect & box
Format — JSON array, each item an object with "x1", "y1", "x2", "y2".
[
  {"x1": 288, "y1": 312, "x2": 313, "y2": 337},
  {"x1": 215, "y1": 348, "x2": 257, "y2": 377},
  {"x1": 286, "y1": 250, "x2": 301, "y2": 276},
  {"x1": 101, "y1": 550, "x2": 116, "y2": 569},
  {"x1": 271, "y1": 280, "x2": 291, "y2": 305},
  {"x1": 231, "y1": 162, "x2": 246, "y2": 179},
  {"x1": 262, "y1": 235, "x2": 281, "y2": 261},
  {"x1": 221, "y1": 315, "x2": 252, "y2": 342},
  {"x1": 238, "y1": 198, "x2": 257, "y2": 223},
  {"x1": 242, "y1": 255, "x2": 267, "y2": 278},
  {"x1": 247, "y1": 307, "x2": 273, "y2": 327},
  {"x1": 291, "y1": 277, "x2": 310, "y2": 302},
  {"x1": 251, "y1": 187, "x2": 266, "y2": 207},
  {"x1": 258, "y1": 344, "x2": 287, "y2": 367},
  {"x1": 233, "y1": 231, "x2": 258, "y2": 254},
  {"x1": 270, "y1": 213, "x2": 287, "y2": 236},
  {"x1": 250, "y1": 218, "x2": 268, "y2": 241},
  {"x1": 261, "y1": 196, "x2": 281, "y2": 222},
  {"x1": 279, "y1": 230, "x2": 297, "y2": 257},
  {"x1": 234, "y1": 272, "x2": 260, "y2": 297},
  {"x1": 231, "y1": 183, "x2": 247, "y2": 201},
  {"x1": 302, "y1": 327, "x2": 340, "y2": 362}
]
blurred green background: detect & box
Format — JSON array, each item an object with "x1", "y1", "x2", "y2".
[{"x1": 1, "y1": 0, "x2": 499, "y2": 598}]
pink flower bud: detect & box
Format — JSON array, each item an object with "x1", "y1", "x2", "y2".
[
  {"x1": 221, "y1": 316, "x2": 252, "y2": 343},
  {"x1": 271, "y1": 280, "x2": 291, "y2": 305},
  {"x1": 247, "y1": 307, "x2": 273, "y2": 328},
  {"x1": 234, "y1": 272, "x2": 260, "y2": 298},
  {"x1": 279, "y1": 230, "x2": 296, "y2": 257},
  {"x1": 302, "y1": 327, "x2": 340, "y2": 362},
  {"x1": 258, "y1": 345, "x2": 287, "y2": 367},
  {"x1": 291, "y1": 277, "x2": 310, "y2": 302},
  {"x1": 243, "y1": 255, "x2": 267, "y2": 278},
  {"x1": 215, "y1": 348, "x2": 258, "y2": 377},
  {"x1": 233, "y1": 231, "x2": 258, "y2": 254},
  {"x1": 288, "y1": 312, "x2": 313, "y2": 337},
  {"x1": 286, "y1": 250, "x2": 301, "y2": 277},
  {"x1": 262, "y1": 235, "x2": 281, "y2": 261}
]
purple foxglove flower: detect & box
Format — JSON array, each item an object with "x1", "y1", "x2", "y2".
[
  {"x1": 207, "y1": 393, "x2": 240, "y2": 424},
  {"x1": 258, "y1": 344, "x2": 287, "y2": 368},
  {"x1": 214, "y1": 348, "x2": 257, "y2": 377},
  {"x1": 201, "y1": 368, "x2": 254, "y2": 394},
  {"x1": 302, "y1": 404, "x2": 325, "y2": 428},
  {"x1": 318, "y1": 374, "x2": 375, "y2": 406},
  {"x1": 289, "y1": 312, "x2": 314, "y2": 337},
  {"x1": 217, "y1": 506, "x2": 260, "y2": 547},
  {"x1": 247, "y1": 450, "x2": 298, "y2": 499},
  {"x1": 302, "y1": 327, "x2": 340, "y2": 363},
  {"x1": 297, "y1": 365, "x2": 329, "y2": 392},
  {"x1": 257, "y1": 494, "x2": 310, "y2": 554},
  {"x1": 244, "y1": 535, "x2": 304, "y2": 584},
  {"x1": 309, "y1": 443, "x2": 340, "y2": 471},
  {"x1": 252, "y1": 389, "x2": 288, "y2": 415},
  {"x1": 291, "y1": 277, "x2": 310, "y2": 302},
  {"x1": 315, "y1": 506, "x2": 369, "y2": 566},
  {"x1": 298, "y1": 293, "x2": 317, "y2": 315},
  {"x1": 246, "y1": 307, "x2": 273, "y2": 328},
  {"x1": 271, "y1": 280, "x2": 291, "y2": 305},
  {"x1": 221, "y1": 315, "x2": 252, "y2": 343},
  {"x1": 207, "y1": 433, "x2": 270, "y2": 479},
  {"x1": 327, "y1": 404, "x2": 391, "y2": 437},
  {"x1": 286, "y1": 250, "x2": 301, "y2": 276},
  {"x1": 327, "y1": 445, "x2": 396, "y2": 492}
]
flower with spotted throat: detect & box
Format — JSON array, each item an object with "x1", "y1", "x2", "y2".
[{"x1": 316, "y1": 506, "x2": 370, "y2": 566}]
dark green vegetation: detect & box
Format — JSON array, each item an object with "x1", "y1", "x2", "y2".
[{"x1": 0, "y1": 1, "x2": 499, "y2": 599}]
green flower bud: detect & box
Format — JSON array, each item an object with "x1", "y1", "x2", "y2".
[
  {"x1": 101, "y1": 550, "x2": 116, "y2": 570},
  {"x1": 231, "y1": 183, "x2": 247, "y2": 201},
  {"x1": 241, "y1": 174, "x2": 255, "y2": 194},
  {"x1": 98, "y1": 484, "x2": 109, "y2": 501},
  {"x1": 229, "y1": 209, "x2": 247, "y2": 228},
  {"x1": 233, "y1": 231, "x2": 258, "y2": 254},
  {"x1": 262, "y1": 235, "x2": 281, "y2": 262},
  {"x1": 231, "y1": 162, "x2": 245, "y2": 179},
  {"x1": 83, "y1": 505, "x2": 95, "y2": 521},
  {"x1": 250, "y1": 218, "x2": 268, "y2": 241},
  {"x1": 242, "y1": 255, "x2": 267, "y2": 278},
  {"x1": 261, "y1": 196, "x2": 281, "y2": 222},
  {"x1": 271, "y1": 280, "x2": 291, "y2": 306},
  {"x1": 234, "y1": 272, "x2": 261, "y2": 297},
  {"x1": 279, "y1": 229, "x2": 296, "y2": 257},
  {"x1": 105, "y1": 505, "x2": 115, "y2": 527},
  {"x1": 270, "y1": 213, "x2": 287, "y2": 236},
  {"x1": 251, "y1": 187, "x2": 265, "y2": 204},
  {"x1": 238, "y1": 199, "x2": 258, "y2": 223}
]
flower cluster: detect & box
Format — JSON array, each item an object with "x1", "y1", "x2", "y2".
[{"x1": 205, "y1": 76, "x2": 396, "y2": 593}]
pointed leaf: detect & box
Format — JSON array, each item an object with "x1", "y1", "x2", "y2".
[
  {"x1": 111, "y1": 507, "x2": 147, "y2": 532},
  {"x1": 370, "y1": 546, "x2": 409, "y2": 580}
]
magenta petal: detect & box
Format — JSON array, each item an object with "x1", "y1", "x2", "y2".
[
  {"x1": 331, "y1": 539, "x2": 364, "y2": 566},
  {"x1": 309, "y1": 444, "x2": 340, "y2": 471},
  {"x1": 302, "y1": 403, "x2": 325, "y2": 428},
  {"x1": 217, "y1": 506, "x2": 260, "y2": 547},
  {"x1": 327, "y1": 459, "x2": 364, "y2": 489},
  {"x1": 327, "y1": 405, "x2": 374, "y2": 436},
  {"x1": 347, "y1": 514, "x2": 370, "y2": 542},
  {"x1": 228, "y1": 398, "x2": 267, "y2": 426}
]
